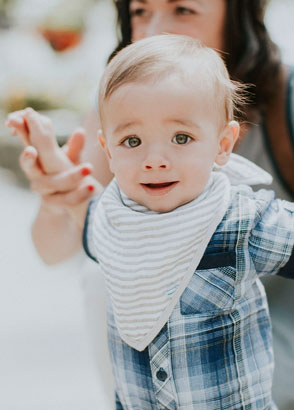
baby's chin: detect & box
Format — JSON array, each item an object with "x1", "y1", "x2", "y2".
[
  {"x1": 146, "y1": 203, "x2": 177, "y2": 213},
  {"x1": 139, "y1": 197, "x2": 195, "y2": 213},
  {"x1": 131, "y1": 196, "x2": 175, "y2": 213}
]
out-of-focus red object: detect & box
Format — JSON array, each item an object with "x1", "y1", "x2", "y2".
[{"x1": 40, "y1": 29, "x2": 83, "y2": 52}]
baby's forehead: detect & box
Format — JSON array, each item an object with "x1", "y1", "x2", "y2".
[
  {"x1": 100, "y1": 73, "x2": 225, "y2": 138},
  {"x1": 107, "y1": 64, "x2": 219, "y2": 103},
  {"x1": 107, "y1": 69, "x2": 225, "y2": 119},
  {"x1": 98, "y1": 36, "x2": 237, "y2": 128},
  {"x1": 99, "y1": 56, "x2": 231, "y2": 130}
]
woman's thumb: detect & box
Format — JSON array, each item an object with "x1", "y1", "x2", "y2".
[{"x1": 66, "y1": 128, "x2": 86, "y2": 164}]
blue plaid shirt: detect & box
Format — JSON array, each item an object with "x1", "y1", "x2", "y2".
[{"x1": 84, "y1": 186, "x2": 294, "y2": 410}]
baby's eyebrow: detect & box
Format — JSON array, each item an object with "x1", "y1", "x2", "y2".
[
  {"x1": 167, "y1": 119, "x2": 202, "y2": 130},
  {"x1": 113, "y1": 121, "x2": 141, "y2": 135}
]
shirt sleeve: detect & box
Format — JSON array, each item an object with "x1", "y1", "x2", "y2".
[
  {"x1": 248, "y1": 196, "x2": 294, "y2": 278},
  {"x1": 82, "y1": 195, "x2": 101, "y2": 263}
]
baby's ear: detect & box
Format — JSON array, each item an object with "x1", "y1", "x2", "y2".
[
  {"x1": 97, "y1": 129, "x2": 113, "y2": 174},
  {"x1": 98, "y1": 129, "x2": 105, "y2": 148},
  {"x1": 98, "y1": 129, "x2": 111, "y2": 158},
  {"x1": 215, "y1": 121, "x2": 239, "y2": 166}
]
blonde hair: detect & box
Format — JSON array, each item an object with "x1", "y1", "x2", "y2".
[{"x1": 98, "y1": 34, "x2": 247, "y2": 125}]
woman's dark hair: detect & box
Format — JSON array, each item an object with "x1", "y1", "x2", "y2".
[
  {"x1": 109, "y1": 0, "x2": 282, "y2": 115},
  {"x1": 224, "y1": 0, "x2": 282, "y2": 112}
]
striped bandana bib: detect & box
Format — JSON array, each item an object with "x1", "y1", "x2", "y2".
[
  {"x1": 91, "y1": 172, "x2": 231, "y2": 351},
  {"x1": 90, "y1": 154, "x2": 272, "y2": 351}
]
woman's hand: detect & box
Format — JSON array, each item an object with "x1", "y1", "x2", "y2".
[
  {"x1": 6, "y1": 107, "x2": 74, "y2": 173},
  {"x1": 6, "y1": 108, "x2": 102, "y2": 213},
  {"x1": 6, "y1": 107, "x2": 103, "y2": 262}
]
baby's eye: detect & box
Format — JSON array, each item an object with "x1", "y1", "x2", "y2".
[
  {"x1": 172, "y1": 133, "x2": 191, "y2": 144},
  {"x1": 123, "y1": 136, "x2": 141, "y2": 148},
  {"x1": 175, "y1": 7, "x2": 196, "y2": 16}
]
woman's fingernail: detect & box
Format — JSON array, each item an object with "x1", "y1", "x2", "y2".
[
  {"x1": 24, "y1": 146, "x2": 37, "y2": 158},
  {"x1": 81, "y1": 167, "x2": 91, "y2": 176},
  {"x1": 87, "y1": 185, "x2": 94, "y2": 192}
]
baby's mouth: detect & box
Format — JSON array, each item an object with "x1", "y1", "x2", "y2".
[
  {"x1": 140, "y1": 181, "x2": 178, "y2": 195},
  {"x1": 144, "y1": 182, "x2": 176, "y2": 189}
]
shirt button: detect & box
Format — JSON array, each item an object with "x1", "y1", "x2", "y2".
[{"x1": 156, "y1": 368, "x2": 167, "y2": 382}]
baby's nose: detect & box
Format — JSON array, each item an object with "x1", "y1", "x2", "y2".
[
  {"x1": 142, "y1": 153, "x2": 170, "y2": 171},
  {"x1": 144, "y1": 162, "x2": 167, "y2": 170}
]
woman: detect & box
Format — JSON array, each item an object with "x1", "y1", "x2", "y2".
[{"x1": 8, "y1": 1, "x2": 294, "y2": 409}]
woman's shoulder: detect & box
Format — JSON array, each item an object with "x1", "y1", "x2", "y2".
[
  {"x1": 262, "y1": 64, "x2": 294, "y2": 198},
  {"x1": 286, "y1": 65, "x2": 294, "y2": 142},
  {"x1": 236, "y1": 64, "x2": 294, "y2": 200}
]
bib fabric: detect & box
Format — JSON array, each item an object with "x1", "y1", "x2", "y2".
[{"x1": 89, "y1": 154, "x2": 272, "y2": 351}]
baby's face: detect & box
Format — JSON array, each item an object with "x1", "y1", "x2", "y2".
[{"x1": 101, "y1": 75, "x2": 236, "y2": 212}]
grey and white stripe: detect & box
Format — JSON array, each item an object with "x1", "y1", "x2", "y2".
[{"x1": 90, "y1": 173, "x2": 231, "y2": 350}]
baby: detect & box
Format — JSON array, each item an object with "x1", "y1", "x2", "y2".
[{"x1": 7, "y1": 35, "x2": 294, "y2": 409}]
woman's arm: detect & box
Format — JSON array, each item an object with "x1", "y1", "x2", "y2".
[
  {"x1": 7, "y1": 109, "x2": 102, "y2": 264},
  {"x1": 32, "y1": 201, "x2": 82, "y2": 265}
]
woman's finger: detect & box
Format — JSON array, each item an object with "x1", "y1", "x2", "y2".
[
  {"x1": 22, "y1": 108, "x2": 72, "y2": 174},
  {"x1": 66, "y1": 128, "x2": 86, "y2": 164},
  {"x1": 30, "y1": 163, "x2": 94, "y2": 195},
  {"x1": 24, "y1": 108, "x2": 57, "y2": 149},
  {"x1": 19, "y1": 146, "x2": 44, "y2": 180},
  {"x1": 6, "y1": 111, "x2": 30, "y2": 145},
  {"x1": 42, "y1": 177, "x2": 102, "y2": 207}
]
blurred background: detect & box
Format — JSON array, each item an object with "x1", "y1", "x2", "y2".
[{"x1": 0, "y1": 0, "x2": 293, "y2": 409}]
